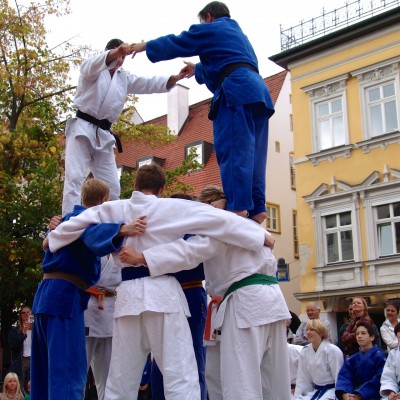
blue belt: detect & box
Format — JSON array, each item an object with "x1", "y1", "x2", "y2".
[
  {"x1": 310, "y1": 383, "x2": 335, "y2": 400},
  {"x1": 121, "y1": 266, "x2": 150, "y2": 281}
]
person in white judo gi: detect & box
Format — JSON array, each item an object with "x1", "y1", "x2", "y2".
[
  {"x1": 119, "y1": 185, "x2": 292, "y2": 400},
  {"x1": 294, "y1": 319, "x2": 344, "y2": 400},
  {"x1": 84, "y1": 255, "x2": 121, "y2": 400},
  {"x1": 62, "y1": 38, "x2": 185, "y2": 215},
  {"x1": 46, "y1": 165, "x2": 271, "y2": 400},
  {"x1": 380, "y1": 322, "x2": 400, "y2": 399}
]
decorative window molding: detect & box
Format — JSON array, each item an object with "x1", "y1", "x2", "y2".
[
  {"x1": 351, "y1": 57, "x2": 400, "y2": 143},
  {"x1": 185, "y1": 140, "x2": 213, "y2": 169},
  {"x1": 363, "y1": 169, "x2": 400, "y2": 261},
  {"x1": 302, "y1": 74, "x2": 350, "y2": 157},
  {"x1": 306, "y1": 144, "x2": 353, "y2": 166},
  {"x1": 355, "y1": 131, "x2": 400, "y2": 154},
  {"x1": 304, "y1": 166, "x2": 400, "y2": 290},
  {"x1": 304, "y1": 178, "x2": 362, "y2": 269},
  {"x1": 266, "y1": 202, "x2": 281, "y2": 233}
]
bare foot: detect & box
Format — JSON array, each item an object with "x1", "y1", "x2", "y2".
[{"x1": 251, "y1": 212, "x2": 267, "y2": 224}]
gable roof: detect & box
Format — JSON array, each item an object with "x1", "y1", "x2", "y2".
[{"x1": 116, "y1": 70, "x2": 288, "y2": 196}]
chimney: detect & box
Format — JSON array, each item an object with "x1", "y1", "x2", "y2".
[{"x1": 167, "y1": 83, "x2": 189, "y2": 134}]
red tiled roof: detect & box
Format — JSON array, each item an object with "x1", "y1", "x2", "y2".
[{"x1": 116, "y1": 71, "x2": 288, "y2": 196}]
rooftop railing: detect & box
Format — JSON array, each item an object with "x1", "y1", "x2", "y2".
[{"x1": 280, "y1": 0, "x2": 400, "y2": 51}]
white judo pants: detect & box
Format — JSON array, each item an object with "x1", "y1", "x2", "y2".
[
  {"x1": 104, "y1": 311, "x2": 200, "y2": 400},
  {"x1": 62, "y1": 132, "x2": 120, "y2": 216},
  {"x1": 86, "y1": 337, "x2": 113, "y2": 400},
  {"x1": 205, "y1": 303, "x2": 291, "y2": 400}
]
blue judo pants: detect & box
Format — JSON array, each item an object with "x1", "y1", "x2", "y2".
[
  {"x1": 213, "y1": 97, "x2": 270, "y2": 217},
  {"x1": 31, "y1": 293, "x2": 87, "y2": 400}
]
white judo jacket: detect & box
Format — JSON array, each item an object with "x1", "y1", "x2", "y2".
[{"x1": 47, "y1": 192, "x2": 266, "y2": 317}]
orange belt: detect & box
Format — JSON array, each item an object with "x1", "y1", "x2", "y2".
[
  {"x1": 180, "y1": 280, "x2": 203, "y2": 290},
  {"x1": 86, "y1": 287, "x2": 116, "y2": 310},
  {"x1": 203, "y1": 296, "x2": 223, "y2": 341}
]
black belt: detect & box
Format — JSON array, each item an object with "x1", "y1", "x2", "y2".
[
  {"x1": 215, "y1": 62, "x2": 258, "y2": 88},
  {"x1": 121, "y1": 266, "x2": 150, "y2": 281},
  {"x1": 76, "y1": 110, "x2": 123, "y2": 153},
  {"x1": 121, "y1": 266, "x2": 175, "y2": 281}
]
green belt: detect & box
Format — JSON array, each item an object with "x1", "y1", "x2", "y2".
[{"x1": 222, "y1": 274, "x2": 278, "y2": 302}]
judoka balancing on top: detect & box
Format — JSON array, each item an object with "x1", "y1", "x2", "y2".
[{"x1": 62, "y1": 38, "x2": 186, "y2": 216}]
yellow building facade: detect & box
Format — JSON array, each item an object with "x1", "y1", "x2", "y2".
[{"x1": 270, "y1": 6, "x2": 400, "y2": 335}]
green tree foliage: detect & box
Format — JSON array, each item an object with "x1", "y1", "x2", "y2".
[{"x1": 0, "y1": 0, "x2": 78, "y2": 360}]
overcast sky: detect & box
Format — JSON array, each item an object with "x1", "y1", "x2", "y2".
[{"x1": 44, "y1": 0, "x2": 343, "y2": 120}]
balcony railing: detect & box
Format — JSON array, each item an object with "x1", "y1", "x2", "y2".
[{"x1": 280, "y1": 0, "x2": 400, "y2": 51}]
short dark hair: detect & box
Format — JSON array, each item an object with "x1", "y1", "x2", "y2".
[
  {"x1": 387, "y1": 301, "x2": 400, "y2": 314},
  {"x1": 395, "y1": 322, "x2": 400, "y2": 336},
  {"x1": 355, "y1": 321, "x2": 375, "y2": 337},
  {"x1": 198, "y1": 1, "x2": 230, "y2": 20},
  {"x1": 135, "y1": 163, "x2": 166, "y2": 194},
  {"x1": 105, "y1": 39, "x2": 124, "y2": 50}
]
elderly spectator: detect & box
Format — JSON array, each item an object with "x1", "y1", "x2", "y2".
[{"x1": 295, "y1": 302, "x2": 332, "y2": 346}]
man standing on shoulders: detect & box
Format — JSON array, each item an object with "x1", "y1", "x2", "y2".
[{"x1": 132, "y1": 2, "x2": 274, "y2": 224}]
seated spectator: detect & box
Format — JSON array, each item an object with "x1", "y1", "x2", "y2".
[
  {"x1": 380, "y1": 302, "x2": 400, "y2": 352},
  {"x1": 295, "y1": 302, "x2": 332, "y2": 346},
  {"x1": 380, "y1": 322, "x2": 400, "y2": 399},
  {"x1": 335, "y1": 321, "x2": 386, "y2": 400},
  {"x1": 293, "y1": 319, "x2": 343, "y2": 399},
  {"x1": 0, "y1": 372, "x2": 24, "y2": 400},
  {"x1": 340, "y1": 297, "x2": 381, "y2": 356}
]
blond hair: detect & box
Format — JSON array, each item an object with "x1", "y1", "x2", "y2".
[
  {"x1": 306, "y1": 319, "x2": 329, "y2": 340},
  {"x1": 198, "y1": 185, "x2": 225, "y2": 204},
  {"x1": 2, "y1": 372, "x2": 22, "y2": 397},
  {"x1": 81, "y1": 178, "x2": 109, "y2": 208}
]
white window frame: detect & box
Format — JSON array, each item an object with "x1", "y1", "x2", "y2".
[
  {"x1": 186, "y1": 143, "x2": 203, "y2": 165},
  {"x1": 303, "y1": 74, "x2": 350, "y2": 155},
  {"x1": 323, "y1": 211, "x2": 355, "y2": 264},
  {"x1": 351, "y1": 58, "x2": 400, "y2": 143},
  {"x1": 306, "y1": 188, "x2": 361, "y2": 269},
  {"x1": 364, "y1": 182, "x2": 400, "y2": 260}
]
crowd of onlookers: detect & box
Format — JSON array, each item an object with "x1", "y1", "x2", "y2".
[
  {"x1": 4, "y1": 296, "x2": 400, "y2": 399},
  {"x1": 288, "y1": 298, "x2": 400, "y2": 400}
]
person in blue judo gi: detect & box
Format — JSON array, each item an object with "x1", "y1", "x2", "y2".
[
  {"x1": 335, "y1": 321, "x2": 387, "y2": 400},
  {"x1": 131, "y1": 1, "x2": 275, "y2": 224},
  {"x1": 31, "y1": 178, "x2": 143, "y2": 400}
]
